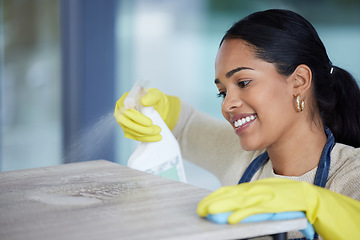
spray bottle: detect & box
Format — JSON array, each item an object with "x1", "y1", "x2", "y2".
[{"x1": 124, "y1": 80, "x2": 187, "y2": 183}]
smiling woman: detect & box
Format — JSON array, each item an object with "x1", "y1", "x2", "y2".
[
  {"x1": 214, "y1": 39, "x2": 310, "y2": 155},
  {"x1": 114, "y1": 8, "x2": 360, "y2": 240}
]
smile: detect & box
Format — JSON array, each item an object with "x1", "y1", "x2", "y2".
[{"x1": 234, "y1": 114, "x2": 257, "y2": 128}]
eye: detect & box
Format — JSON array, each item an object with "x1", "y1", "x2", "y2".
[
  {"x1": 216, "y1": 91, "x2": 226, "y2": 99},
  {"x1": 238, "y1": 80, "x2": 251, "y2": 88}
]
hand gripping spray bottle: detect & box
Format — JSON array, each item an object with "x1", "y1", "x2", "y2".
[{"x1": 124, "y1": 80, "x2": 187, "y2": 183}]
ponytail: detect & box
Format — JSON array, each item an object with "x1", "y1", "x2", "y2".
[{"x1": 317, "y1": 66, "x2": 360, "y2": 147}]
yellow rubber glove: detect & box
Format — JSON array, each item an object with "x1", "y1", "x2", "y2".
[
  {"x1": 197, "y1": 178, "x2": 360, "y2": 240},
  {"x1": 114, "y1": 88, "x2": 181, "y2": 142}
]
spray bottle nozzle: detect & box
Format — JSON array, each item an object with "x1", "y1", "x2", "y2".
[{"x1": 124, "y1": 80, "x2": 150, "y2": 111}]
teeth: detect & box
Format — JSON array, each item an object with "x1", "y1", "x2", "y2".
[{"x1": 234, "y1": 114, "x2": 257, "y2": 127}]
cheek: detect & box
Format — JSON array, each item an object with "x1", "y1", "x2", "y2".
[
  {"x1": 250, "y1": 81, "x2": 287, "y2": 112},
  {"x1": 257, "y1": 85, "x2": 293, "y2": 122}
]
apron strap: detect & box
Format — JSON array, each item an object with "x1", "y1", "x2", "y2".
[
  {"x1": 238, "y1": 151, "x2": 269, "y2": 184},
  {"x1": 313, "y1": 127, "x2": 335, "y2": 188}
]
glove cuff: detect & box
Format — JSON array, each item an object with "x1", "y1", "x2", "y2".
[{"x1": 165, "y1": 95, "x2": 181, "y2": 131}]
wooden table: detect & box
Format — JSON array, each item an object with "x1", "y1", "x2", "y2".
[{"x1": 0, "y1": 160, "x2": 307, "y2": 240}]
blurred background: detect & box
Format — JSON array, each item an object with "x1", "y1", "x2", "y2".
[{"x1": 1, "y1": 0, "x2": 360, "y2": 190}]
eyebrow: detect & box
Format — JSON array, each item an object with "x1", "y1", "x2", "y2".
[{"x1": 214, "y1": 67, "x2": 254, "y2": 84}]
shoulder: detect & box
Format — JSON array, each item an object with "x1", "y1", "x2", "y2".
[
  {"x1": 327, "y1": 143, "x2": 360, "y2": 200},
  {"x1": 330, "y1": 143, "x2": 360, "y2": 171}
]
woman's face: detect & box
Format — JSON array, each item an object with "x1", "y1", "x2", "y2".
[{"x1": 215, "y1": 39, "x2": 297, "y2": 151}]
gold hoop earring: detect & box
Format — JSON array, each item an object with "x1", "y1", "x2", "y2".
[{"x1": 296, "y1": 94, "x2": 305, "y2": 112}]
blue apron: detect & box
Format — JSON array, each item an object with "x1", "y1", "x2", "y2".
[{"x1": 238, "y1": 127, "x2": 335, "y2": 240}]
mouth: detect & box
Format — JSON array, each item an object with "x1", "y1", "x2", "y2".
[{"x1": 232, "y1": 114, "x2": 257, "y2": 128}]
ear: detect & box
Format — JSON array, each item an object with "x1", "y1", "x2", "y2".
[{"x1": 292, "y1": 64, "x2": 312, "y2": 97}]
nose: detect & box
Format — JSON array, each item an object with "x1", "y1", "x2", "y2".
[{"x1": 222, "y1": 91, "x2": 243, "y2": 112}]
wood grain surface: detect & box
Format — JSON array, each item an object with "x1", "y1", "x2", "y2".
[{"x1": 0, "y1": 160, "x2": 307, "y2": 240}]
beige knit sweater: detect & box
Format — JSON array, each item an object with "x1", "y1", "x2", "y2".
[{"x1": 173, "y1": 102, "x2": 360, "y2": 239}]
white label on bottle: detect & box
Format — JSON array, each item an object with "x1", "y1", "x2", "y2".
[{"x1": 145, "y1": 156, "x2": 182, "y2": 181}]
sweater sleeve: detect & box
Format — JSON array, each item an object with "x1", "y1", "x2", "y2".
[{"x1": 173, "y1": 102, "x2": 262, "y2": 185}]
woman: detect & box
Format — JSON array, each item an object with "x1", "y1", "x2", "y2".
[{"x1": 115, "y1": 9, "x2": 360, "y2": 239}]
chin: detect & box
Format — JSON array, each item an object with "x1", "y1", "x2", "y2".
[{"x1": 239, "y1": 139, "x2": 263, "y2": 151}]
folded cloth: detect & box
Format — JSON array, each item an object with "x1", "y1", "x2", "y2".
[{"x1": 205, "y1": 211, "x2": 314, "y2": 240}]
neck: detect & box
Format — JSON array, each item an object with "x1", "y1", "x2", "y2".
[{"x1": 267, "y1": 122, "x2": 327, "y2": 176}]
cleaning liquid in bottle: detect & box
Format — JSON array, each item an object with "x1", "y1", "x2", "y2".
[{"x1": 124, "y1": 80, "x2": 187, "y2": 183}]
